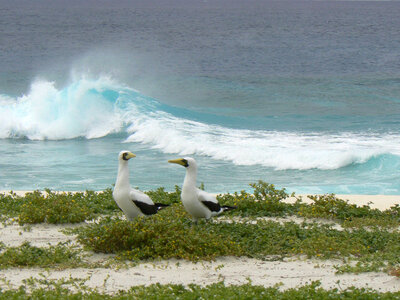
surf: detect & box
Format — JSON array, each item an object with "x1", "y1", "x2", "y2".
[
  {"x1": 1, "y1": 76, "x2": 400, "y2": 172},
  {"x1": 0, "y1": 77, "x2": 124, "y2": 140}
]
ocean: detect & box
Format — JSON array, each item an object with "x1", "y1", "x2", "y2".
[{"x1": 0, "y1": 0, "x2": 399, "y2": 194}]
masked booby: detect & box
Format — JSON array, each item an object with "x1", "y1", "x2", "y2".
[
  {"x1": 113, "y1": 151, "x2": 168, "y2": 221},
  {"x1": 168, "y1": 157, "x2": 236, "y2": 222}
]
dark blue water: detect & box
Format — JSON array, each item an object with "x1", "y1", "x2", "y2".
[{"x1": 1, "y1": 0, "x2": 400, "y2": 194}]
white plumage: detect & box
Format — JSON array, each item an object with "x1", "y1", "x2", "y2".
[
  {"x1": 168, "y1": 157, "x2": 236, "y2": 222},
  {"x1": 113, "y1": 151, "x2": 168, "y2": 221}
]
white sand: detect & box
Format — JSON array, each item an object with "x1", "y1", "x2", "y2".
[
  {"x1": 0, "y1": 222, "x2": 399, "y2": 293},
  {"x1": 0, "y1": 191, "x2": 399, "y2": 293},
  {"x1": 0, "y1": 222, "x2": 77, "y2": 247},
  {"x1": 0, "y1": 257, "x2": 398, "y2": 293}
]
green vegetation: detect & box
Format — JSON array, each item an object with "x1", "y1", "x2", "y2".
[
  {"x1": 1, "y1": 182, "x2": 399, "y2": 228},
  {"x1": 0, "y1": 189, "x2": 119, "y2": 224},
  {"x1": 0, "y1": 241, "x2": 82, "y2": 269},
  {"x1": 218, "y1": 181, "x2": 400, "y2": 228},
  {"x1": 217, "y1": 181, "x2": 300, "y2": 217},
  {"x1": 145, "y1": 186, "x2": 182, "y2": 204},
  {"x1": 0, "y1": 280, "x2": 399, "y2": 299},
  {"x1": 71, "y1": 205, "x2": 241, "y2": 262},
  {"x1": 298, "y1": 194, "x2": 400, "y2": 228},
  {"x1": 69, "y1": 207, "x2": 400, "y2": 273},
  {"x1": 0, "y1": 181, "x2": 399, "y2": 275}
]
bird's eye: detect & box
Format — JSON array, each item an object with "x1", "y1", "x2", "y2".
[
  {"x1": 122, "y1": 152, "x2": 129, "y2": 160},
  {"x1": 182, "y1": 159, "x2": 189, "y2": 167}
]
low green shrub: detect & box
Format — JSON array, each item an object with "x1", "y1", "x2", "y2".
[
  {"x1": 1, "y1": 182, "x2": 398, "y2": 228},
  {"x1": 0, "y1": 241, "x2": 82, "y2": 269},
  {"x1": 0, "y1": 189, "x2": 119, "y2": 224},
  {"x1": 18, "y1": 191, "x2": 92, "y2": 224},
  {"x1": 218, "y1": 181, "x2": 300, "y2": 217},
  {"x1": 298, "y1": 194, "x2": 400, "y2": 228},
  {"x1": 72, "y1": 205, "x2": 242, "y2": 261},
  {"x1": 70, "y1": 203, "x2": 400, "y2": 269},
  {"x1": 298, "y1": 194, "x2": 382, "y2": 220},
  {"x1": 145, "y1": 185, "x2": 181, "y2": 204}
]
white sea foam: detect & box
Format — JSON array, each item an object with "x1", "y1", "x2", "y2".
[
  {"x1": 0, "y1": 77, "x2": 124, "y2": 140},
  {"x1": 125, "y1": 112, "x2": 400, "y2": 170},
  {"x1": 1, "y1": 77, "x2": 399, "y2": 171}
]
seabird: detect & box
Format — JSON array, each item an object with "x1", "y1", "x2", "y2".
[
  {"x1": 168, "y1": 157, "x2": 236, "y2": 222},
  {"x1": 113, "y1": 151, "x2": 168, "y2": 221}
]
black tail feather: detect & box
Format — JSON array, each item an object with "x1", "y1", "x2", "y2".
[
  {"x1": 221, "y1": 205, "x2": 236, "y2": 212},
  {"x1": 155, "y1": 203, "x2": 170, "y2": 211}
]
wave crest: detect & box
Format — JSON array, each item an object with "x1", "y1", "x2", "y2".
[
  {"x1": 0, "y1": 77, "x2": 126, "y2": 140},
  {"x1": 1, "y1": 76, "x2": 399, "y2": 170},
  {"x1": 126, "y1": 116, "x2": 398, "y2": 170}
]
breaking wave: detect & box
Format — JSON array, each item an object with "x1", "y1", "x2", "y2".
[{"x1": 1, "y1": 76, "x2": 399, "y2": 170}]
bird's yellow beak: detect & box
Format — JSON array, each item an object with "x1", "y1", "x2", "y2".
[
  {"x1": 168, "y1": 158, "x2": 187, "y2": 166},
  {"x1": 125, "y1": 152, "x2": 136, "y2": 160}
]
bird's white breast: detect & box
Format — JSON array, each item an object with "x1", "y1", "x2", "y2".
[
  {"x1": 113, "y1": 187, "x2": 143, "y2": 219},
  {"x1": 181, "y1": 189, "x2": 211, "y2": 219}
]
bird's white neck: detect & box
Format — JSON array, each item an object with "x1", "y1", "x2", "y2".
[
  {"x1": 115, "y1": 161, "x2": 130, "y2": 189},
  {"x1": 183, "y1": 167, "x2": 197, "y2": 192}
]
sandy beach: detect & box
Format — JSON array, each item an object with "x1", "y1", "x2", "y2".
[
  {"x1": 0, "y1": 191, "x2": 399, "y2": 293},
  {"x1": 1, "y1": 257, "x2": 398, "y2": 293}
]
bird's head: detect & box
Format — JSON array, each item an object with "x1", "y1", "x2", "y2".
[
  {"x1": 168, "y1": 157, "x2": 197, "y2": 170},
  {"x1": 118, "y1": 150, "x2": 136, "y2": 161}
]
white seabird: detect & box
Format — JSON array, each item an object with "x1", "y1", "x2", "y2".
[
  {"x1": 168, "y1": 157, "x2": 236, "y2": 222},
  {"x1": 113, "y1": 151, "x2": 168, "y2": 221}
]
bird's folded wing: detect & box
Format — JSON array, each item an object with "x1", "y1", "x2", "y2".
[
  {"x1": 130, "y1": 190, "x2": 159, "y2": 215},
  {"x1": 200, "y1": 200, "x2": 221, "y2": 212},
  {"x1": 198, "y1": 190, "x2": 221, "y2": 212},
  {"x1": 131, "y1": 199, "x2": 158, "y2": 215},
  {"x1": 130, "y1": 189, "x2": 154, "y2": 205}
]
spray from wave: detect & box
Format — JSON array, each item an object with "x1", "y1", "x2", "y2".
[
  {"x1": 0, "y1": 77, "x2": 128, "y2": 140},
  {"x1": 1, "y1": 76, "x2": 399, "y2": 170}
]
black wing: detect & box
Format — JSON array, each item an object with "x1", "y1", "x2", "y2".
[
  {"x1": 132, "y1": 200, "x2": 169, "y2": 215},
  {"x1": 132, "y1": 200, "x2": 158, "y2": 215},
  {"x1": 200, "y1": 200, "x2": 221, "y2": 212}
]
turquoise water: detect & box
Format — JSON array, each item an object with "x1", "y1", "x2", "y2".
[{"x1": 1, "y1": 1, "x2": 400, "y2": 194}]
